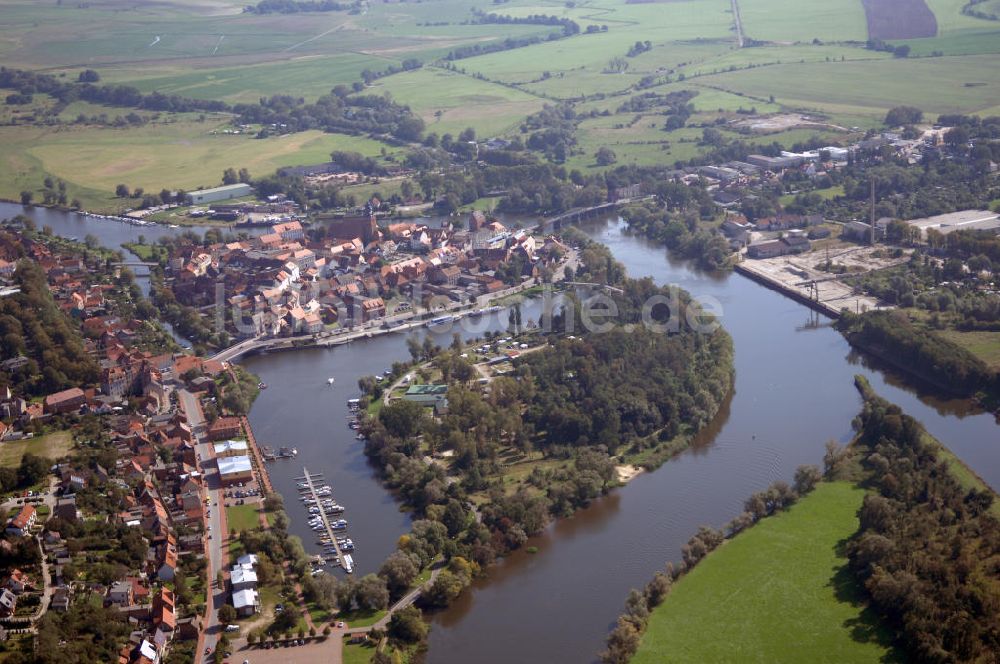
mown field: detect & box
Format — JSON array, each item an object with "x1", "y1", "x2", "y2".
[
  {"x1": 0, "y1": 431, "x2": 74, "y2": 468},
  {"x1": 739, "y1": 0, "x2": 869, "y2": 42},
  {"x1": 367, "y1": 66, "x2": 547, "y2": 137},
  {"x1": 633, "y1": 482, "x2": 899, "y2": 664},
  {"x1": 700, "y1": 54, "x2": 1000, "y2": 117},
  {"x1": 0, "y1": 112, "x2": 402, "y2": 211}
]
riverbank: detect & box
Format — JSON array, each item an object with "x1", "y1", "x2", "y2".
[
  {"x1": 840, "y1": 312, "x2": 1000, "y2": 420},
  {"x1": 734, "y1": 257, "x2": 883, "y2": 319},
  {"x1": 7, "y1": 202, "x2": 999, "y2": 664},
  {"x1": 632, "y1": 482, "x2": 894, "y2": 664}
]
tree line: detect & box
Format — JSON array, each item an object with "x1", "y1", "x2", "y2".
[
  {"x1": 600, "y1": 462, "x2": 824, "y2": 663},
  {"x1": 0, "y1": 258, "x2": 99, "y2": 396},
  {"x1": 848, "y1": 379, "x2": 1000, "y2": 662},
  {"x1": 0, "y1": 67, "x2": 428, "y2": 144},
  {"x1": 0, "y1": 67, "x2": 227, "y2": 115},
  {"x1": 836, "y1": 310, "x2": 997, "y2": 399}
]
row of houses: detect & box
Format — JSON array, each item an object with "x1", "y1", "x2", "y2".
[{"x1": 163, "y1": 211, "x2": 566, "y2": 339}]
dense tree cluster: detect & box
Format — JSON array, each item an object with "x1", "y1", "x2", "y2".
[
  {"x1": 884, "y1": 105, "x2": 923, "y2": 127},
  {"x1": 362, "y1": 240, "x2": 732, "y2": 571},
  {"x1": 520, "y1": 104, "x2": 579, "y2": 163},
  {"x1": 848, "y1": 385, "x2": 1000, "y2": 662},
  {"x1": 616, "y1": 89, "x2": 696, "y2": 115},
  {"x1": 0, "y1": 259, "x2": 99, "y2": 396},
  {"x1": 621, "y1": 198, "x2": 732, "y2": 271},
  {"x1": 849, "y1": 248, "x2": 1000, "y2": 330},
  {"x1": 235, "y1": 90, "x2": 424, "y2": 142},
  {"x1": 837, "y1": 310, "x2": 997, "y2": 398}
]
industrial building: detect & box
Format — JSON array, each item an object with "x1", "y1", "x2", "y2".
[
  {"x1": 185, "y1": 183, "x2": 253, "y2": 206},
  {"x1": 904, "y1": 210, "x2": 1000, "y2": 239}
]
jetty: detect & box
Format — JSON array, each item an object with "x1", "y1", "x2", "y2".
[{"x1": 295, "y1": 468, "x2": 353, "y2": 573}]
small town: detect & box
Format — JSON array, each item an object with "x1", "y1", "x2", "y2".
[{"x1": 2, "y1": 1, "x2": 1000, "y2": 663}]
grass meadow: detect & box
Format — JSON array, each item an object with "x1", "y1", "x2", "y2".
[
  {"x1": 367, "y1": 66, "x2": 547, "y2": 137},
  {"x1": 633, "y1": 482, "x2": 900, "y2": 664},
  {"x1": 0, "y1": 114, "x2": 402, "y2": 211},
  {"x1": 738, "y1": 0, "x2": 869, "y2": 42},
  {"x1": 0, "y1": 431, "x2": 74, "y2": 468}
]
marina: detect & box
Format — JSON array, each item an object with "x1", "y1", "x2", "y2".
[{"x1": 295, "y1": 467, "x2": 354, "y2": 574}]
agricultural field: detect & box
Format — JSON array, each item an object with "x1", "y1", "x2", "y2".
[
  {"x1": 861, "y1": 0, "x2": 938, "y2": 40},
  {"x1": 2, "y1": 0, "x2": 1000, "y2": 213},
  {"x1": 633, "y1": 482, "x2": 900, "y2": 664},
  {"x1": 698, "y1": 54, "x2": 1000, "y2": 118},
  {"x1": 368, "y1": 66, "x2": 547, "y2": 137},
  {"x1": 738, "y1": 0, "x2": 869, "y2": 42},
  {"x1": 0, "y1": 115, "x2": 402, "y2": 212}
]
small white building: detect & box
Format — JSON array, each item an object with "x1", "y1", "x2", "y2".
[
  {"x1": 232, "y1": 588, "x2": 260, "y2": 617},
  {"x1": 213, "y1": 440, "x2": 249, "y2": 458},
  {"x1": 230, "y1": 566, "x2": 258, "y2": 593}
]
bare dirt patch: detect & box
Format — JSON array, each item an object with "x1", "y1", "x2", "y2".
[
  {"x1": 616, "y1": 464, "x2": 644, "y2": 483},
  {"x1": 862, "y1": 0, "x2": 937, "y2": 39},
  {"x1": 730, "y1": 113, "x2": 847, "y2": 134}
]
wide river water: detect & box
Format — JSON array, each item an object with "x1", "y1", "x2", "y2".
[{"x1": 5, "y1": 202, "x2": 998, "y2": 663}]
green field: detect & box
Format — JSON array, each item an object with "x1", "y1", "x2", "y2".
[
  {"x1": 368, "y1": 66, "x2": 547, "y2": 137},
  {"x1": 343, "y1": 640, "x2": 378, "y2": 664},
  {"x1": 0, "y1": 431, "x2": 74, "y2": 468},
  {"x1": 0, "y1": 115, "x2": 401, "y2": 212},
  {"x1": 226, "y1": 503, "x2": 263, "y2": 533},
  {"x1": 700, "y1": 54, "x2": 1000, "y2": 117},
  {"x1": 3, "y1": 0, "x2": 1000, "y2": 211},
  {"x1": 633, "y1": 482, "x2": 899, "y2": 664},
  {"x1": 739, "y1": 0, "x2": 869, "y2": 42}
]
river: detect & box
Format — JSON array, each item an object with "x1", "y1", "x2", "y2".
[
  {"x1": 0, "y1": 202, "x2": 263, "y2": 345},
  {"x1": 6, "y1": 203, "x2": 998, "y2": 663}
]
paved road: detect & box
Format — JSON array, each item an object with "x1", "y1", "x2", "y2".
[
  {"x1": 181, "y1": 389, "x2": 228, "y2": 664},
  {"x1": 731, "y1": 0, "x2": 745, "y2": 47}
]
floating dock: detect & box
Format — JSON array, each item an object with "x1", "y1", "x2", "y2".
[{"x1": 295, "y1": 468, "x2": 353, "y2": 573}]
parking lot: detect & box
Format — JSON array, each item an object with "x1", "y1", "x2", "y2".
[
  {"x1": 223, "y1": 479, "x2": 262, "y2": 510},
  {"x1": 226, "y1": 635, "x2": 344, "y2": 664}
]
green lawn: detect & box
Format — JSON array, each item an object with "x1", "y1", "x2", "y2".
[
  {"x1": 226, "y1": 503, "x2": 263, "y2": 533},
  {"x1": 343, "y1": 640, "x2": 377, "y2": 664},
  {"x1": 634, "y1": 482, "x2": 899, "y2": 664},
  {"x1": 0, "y1": 431, "x2": 74, "y2": 468},
  {"x1": 337, "y1": 607, "x2": 387, "y2": 628}
]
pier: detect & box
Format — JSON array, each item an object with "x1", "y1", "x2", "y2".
[
  {"x1": 240, "y1": 415, "x2": 273, "y2": 494},
  {"x1": 295, "y1": 468, "x2": 352, "y2": 573}
]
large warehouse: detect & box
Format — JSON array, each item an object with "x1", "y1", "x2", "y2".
[{"x1": 185, "y1": 183, "x2": 253, "y2": 205}]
